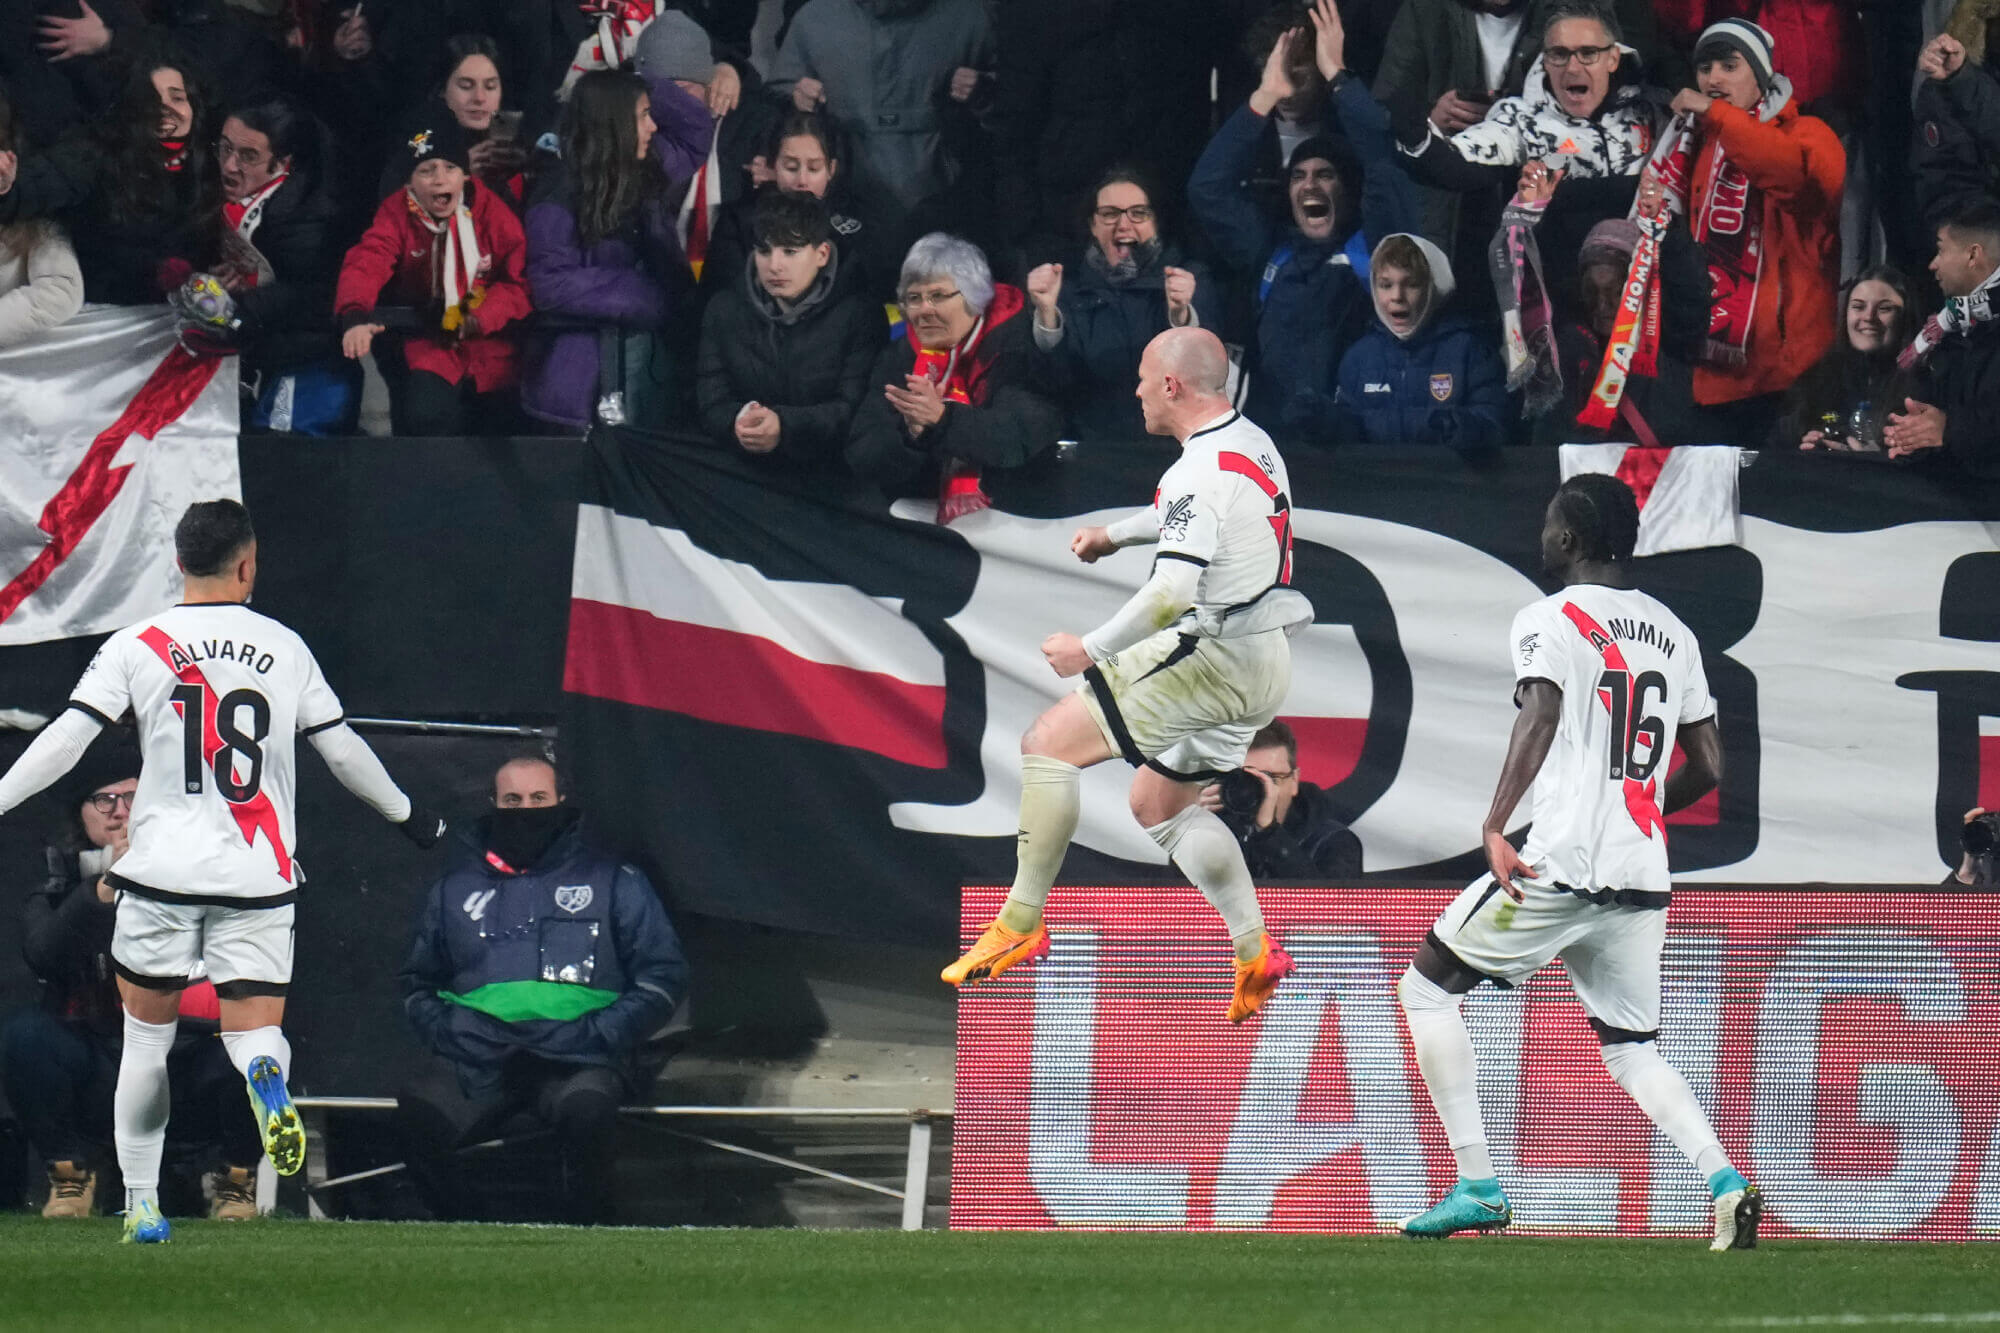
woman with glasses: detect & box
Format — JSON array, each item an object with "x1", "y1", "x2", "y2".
[
  {"x1": 0, "y1": 741, "x2": 264, "y2": 1224},
  {"x1": 846, "y1": 231, "x2": 1062, "y2": 522},
  {"x1": 1024, "y1": 167, "x2": 1215, "y2": 442}
]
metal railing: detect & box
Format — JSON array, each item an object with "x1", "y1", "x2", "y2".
[{"x1": 258, "y1": 1096, "x2": 949, "y2": 1230}]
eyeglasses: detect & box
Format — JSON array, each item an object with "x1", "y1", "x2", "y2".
[
  {"x1": 901, "y1": 288, "x2": 962, "y2": 311},
  {"x1": 1093, "y1": 204, "x2": 1155, "y2": 225},
  {"x1": 1543, "y1": 44, "x2": 1614, "y2": 67},
  {"x1": 215, "y1": 138, "x2": 267, "y2": 169},
  {"x1": 88, "y1": 791, "x2": 136, "y2": 814}
]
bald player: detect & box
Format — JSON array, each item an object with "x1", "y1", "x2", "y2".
[{"x1": 943, "y1": 329, "x2": 1314, "y2": 1022}]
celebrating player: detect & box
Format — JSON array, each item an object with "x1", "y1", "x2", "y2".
[
  {"x1": 942, "y1": 328, "x2": 1312, "y2": 1022},
  {"x1": 1396, "y1": 474, "x2": 1761, "y2": 1248},
  {"x1": 0, "y1": 500, "x2": 443, "y2": 1244}
]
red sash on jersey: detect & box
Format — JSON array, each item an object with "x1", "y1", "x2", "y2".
[
  {"x1": 1559, "y1": 601, "x2": 1665, "y2": 840},
  {"x1": 136, "y1": 626, "x2": 294, "y2": 881},
  {"x1": 1215, "y1": 449, "x2": 1293, "y2": 585}
]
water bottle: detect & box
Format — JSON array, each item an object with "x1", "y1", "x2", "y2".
[{"x1": 1848, "y1": 399, "x2": 1881, "y2": 451}]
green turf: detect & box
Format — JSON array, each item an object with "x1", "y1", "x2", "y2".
[{"x1": 2, "y1": 1215, "x2": 1998, "y2": 1332}]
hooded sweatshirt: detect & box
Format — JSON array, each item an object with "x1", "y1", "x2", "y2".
[{"x1": 1335, "y1": 233, "x2": 1508, "y2": 446}]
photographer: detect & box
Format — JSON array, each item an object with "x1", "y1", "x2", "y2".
[
  {"x1": 1952, "y1": 807, "x2": 2000, "y2": 886},
  {"x1": 1200, "y1": 721, "x2": 1362, "y2": 879}
]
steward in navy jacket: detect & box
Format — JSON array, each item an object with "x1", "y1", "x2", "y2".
[
  {"x1": 1187, "y1": 71, "x2": 1420, "y2": 445},
  {"x1": 399, "y1": 810, "x2": 687, "y2": 1098},
  {"x1": 1335, "y1": 232, "x2": 1506, "y2": 447}
]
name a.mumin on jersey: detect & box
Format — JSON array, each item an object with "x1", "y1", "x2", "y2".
[
  {"x1": 164, "y1": 638, "x2": 277, "y2": 675},
  {"x1": 1591, "y1": 617, "x2": 1678, "y2": 660}
]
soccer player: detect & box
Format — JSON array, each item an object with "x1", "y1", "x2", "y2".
[
  {"x1": 1396, "y1": 474, "x2": 1761, "y2": 1249},
  {"x1": 942, "y1": 328, "x2": 1312, "y2": 1022},
  {"x1": 0, "y1": 500, "x2": 442, "y2": 1243}
]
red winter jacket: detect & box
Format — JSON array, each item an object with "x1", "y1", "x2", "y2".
[
  {"x1": 1674, "y1": 1, "x2": 1862, "y2": 116},
  {"x1": 334, "y1": 182, "x2": 532, "y2": 392},
  {"x1": 1687, "y1": 93, "x2": 1846, "y2": 407}
]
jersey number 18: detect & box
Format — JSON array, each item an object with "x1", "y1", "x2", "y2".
[{"x1": 169, "y1": 684, "x2": 271, "y2": 801}]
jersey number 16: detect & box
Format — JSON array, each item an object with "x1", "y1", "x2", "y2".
[{"x1": 1598, "y1": 667, "x2": 1666, "y2": 782}]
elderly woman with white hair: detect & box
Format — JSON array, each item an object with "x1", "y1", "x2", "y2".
[{"x1": 846, "y1": 232, "x2": 1063, "y2": 522}]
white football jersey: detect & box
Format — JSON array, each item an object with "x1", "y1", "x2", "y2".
[
  {"x1": 69, "y1": 603, "x2": 345, "y2": 901},
  {"x1": 1151, "y1": 411, "x2": 1296, "y2": 624},
  {"x1": 1510, "y1": 583, "x2": 1714, "y2": 894}
]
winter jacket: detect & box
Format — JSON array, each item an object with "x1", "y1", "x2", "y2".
[
  {"x1": 1335, "y1": 233, "x2": 1506, "y2": 446},
  {"x1": 1237, "y1": 783, "x2": 1363, "y2": 879},
  {"x1": 1402, "y1": 52, "x2": 1665, "y2": 187},
  {"x1": 845, "y1": 283, "x2": 1063, "y2": 489},
  {"x1": 1188, "y1": 77, "x2": 1420, "y2": 444},
  {"x1": 519, "y1": 80, "x2": 714, "y2": 429},
  {"x1": 1683, "y1": 92, "x2": 1845, "y2": 407},
  {"x1": 1914, "y1": 62, "x2": 2000, "y2": 233},
  {"x1": 230, "y1": 169, "x2": 346, "y2": 379},
  {"x1": 766, "y1": 0, "x2": 993, "y2": 218},
  {"x1": 1033, "y1": 243, "x2": 1219, "y2": 441},
  {"x1": 334, "y1": 182, "x2": 533, "y2": 393},
  {"x1": 695, "y1": 253, "x2": 885, "y2": 468},
  {"x1": 1745, "y1": 0, "x2": 1863, "y2": 119},
  {"x1": 0, "y1": 131, "x2": 216, "y2": 306},
  {"x1": 0, "y1": 224, "x2": 83, "y2": 350},
  {"x1": 1914, "y1": 317, "x2": 2000, "y2": 476},
  {"x1": 398, "y1": 815, "x2": 687, "y2": 1097}
]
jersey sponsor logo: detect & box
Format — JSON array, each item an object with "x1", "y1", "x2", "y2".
[
  {"x1": 136, "y1": 625, "x2": 294, "y2": 881},
  {"x1": 1429, "y1": 373, "x2": 1454, "y2": 402},
  {"x1": 1559, "y1": 601, "x2": 1666, "y2": 840},
  {"x1": 554, "y1": 884, "x2": 594, "y2": 914},
  {"x1": 1159, "y1": 494, "x2": 1196, "y2": 539},
  {"x1": 462, "y1": 888, "x2": 497, "y2": 921}
]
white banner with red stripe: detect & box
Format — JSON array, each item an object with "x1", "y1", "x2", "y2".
[
  {"x1": 1559, "y1": 444, "x2": 1742, "y2": 556},
  {"x1": 0, "y1": 307, "x2": 240, "y2": 646}
]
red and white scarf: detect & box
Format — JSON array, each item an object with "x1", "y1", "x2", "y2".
[
  {"x1": 224, "y1": 173, "x2": 289, "y2": 244},
  {"x1": 913, "y1": 316, "x2": 991, "y2": 524},
  {"x1": 561, "y1": 0, "x2": 657, "y2": 96},
  {"x1": 406, "y1": 191, "x2": 484, "y2": 331}
]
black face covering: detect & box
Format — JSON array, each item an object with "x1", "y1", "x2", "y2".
[{"x1": 484, "y1": 805, "x2": 578, "y2": 872}]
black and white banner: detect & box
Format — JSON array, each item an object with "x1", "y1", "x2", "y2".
[{"x1": 563, "y1": 430, "x2": 2000, "y2": 942}]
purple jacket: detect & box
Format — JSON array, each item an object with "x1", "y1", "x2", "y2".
[{"x1": 520, "y1": 77, "x2": 713, "y2": 429}]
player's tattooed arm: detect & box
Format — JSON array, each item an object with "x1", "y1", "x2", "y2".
[
  {"x1": 1480, "y1": 680, "x2": 1561, "y2": 900},
  {"x1": 1662, "y1": 717, "x2": 1722, "y2": 816}
]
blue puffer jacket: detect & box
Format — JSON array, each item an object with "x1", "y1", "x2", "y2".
[
  {"x1": 398, "y1": 813, "x2": 687, "y2": 1096},
  {"x1": 1334, "y1": 233, "x2": 1506, "y2": 447},
  {"x1": 1186, "y1": 74, "x2": 1421, "y2": 445}
]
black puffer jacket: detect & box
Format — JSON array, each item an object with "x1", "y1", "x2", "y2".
[
  {"x1": 695, "y1": 254, "x2": 886, "y2": 469},
  {"x1": 233, "y1": 167, "x2": 345, "y2": 377}
]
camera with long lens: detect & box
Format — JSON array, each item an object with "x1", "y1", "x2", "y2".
[{"x1": 1964, "y1": 812, "x2": 2000, "y2": 857}]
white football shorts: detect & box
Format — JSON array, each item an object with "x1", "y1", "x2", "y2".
[
  {"x1": 112, "y1": 892, "x2": 296, "y2": 991},
  {"x1": 1428, "y1": 869, "x2": 1667, "y2": 1035},
  {"x1": 1078, "y1": 624, "x2": 1292, "y2": 781}
]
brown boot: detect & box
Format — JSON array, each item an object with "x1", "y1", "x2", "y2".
[
  {"x1": 41, "y1": 1161, "x2": 95, "y2": 1219},
  {"x1": 208, "y1": 1166, "x2": 259, "y2": 1221}
]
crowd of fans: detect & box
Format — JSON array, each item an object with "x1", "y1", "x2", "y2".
[{"x1": 4, "y1": 0, "x2": 2000, "y2": 502}]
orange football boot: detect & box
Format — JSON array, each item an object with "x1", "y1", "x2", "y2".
[
  {"x1": 1227, "y1": 934, "x2": 1294, "y2": 1022},
  {"x1": 941, "y1": 921, "x2": 1050, "y2": 986}
]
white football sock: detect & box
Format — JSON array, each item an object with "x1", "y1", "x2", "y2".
[
  {"x1": 1145, "y1": 804, "x2": 1264, "y2": 960},
  {"x1": 114, "y1": 1012, "x2": 177, "y2": 1212},
  {"x1": 1600, "y1": 1039, "x2": 1729, "y2": 1178},
  {"x1": 998, "y1": 756, "x2": 1082, "y2": 933},
  {"x1": 221, "y1": 1025, "x2": 292, "y2": 1083},
  {"x1": 1398, "y1": 968, "x2": 1496, "y2": 1181}
]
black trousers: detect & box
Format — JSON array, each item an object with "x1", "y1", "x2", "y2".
[
  {"x1": 376, "y1": 338, "x2": 517, "y2": 437},
  {"x1": 0, "y1": 1008, "x2": 261, "y2": 1170},
  {"x1": 397, "y1": 1055, "x2": 623, "y2": 1224}
]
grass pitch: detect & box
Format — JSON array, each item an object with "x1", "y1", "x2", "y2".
[{"x1": 2, "y1": 1215, "x2": 1997, "y2": 1331}]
